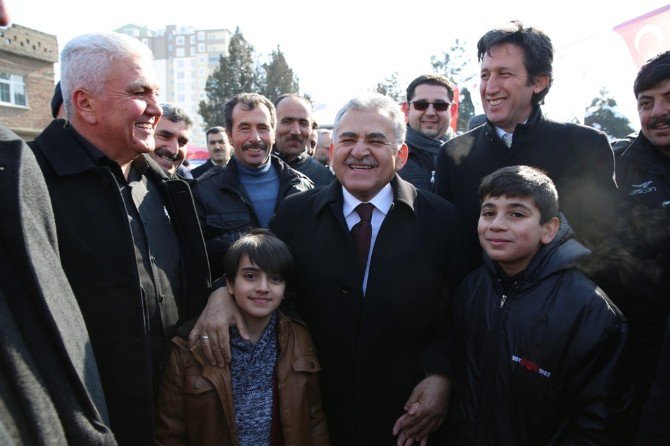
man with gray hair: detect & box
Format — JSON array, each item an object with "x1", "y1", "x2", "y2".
[
  {"x1": 193, "y1": 93, "x2": 465, "y2": 444},
  {"x1": 149, "y1": 102, "x2": 193, "y2": 177},
  {"x1": 29, "y1": 32, "x2": 212, "y2": 445}
]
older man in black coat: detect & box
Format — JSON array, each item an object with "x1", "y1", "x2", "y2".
[
  {"x1": 28, "y1": 33, "x2": 211, "y2": 445},
  {"x1": 192, "y1": 94, "x2": 465, "y2": 445}
]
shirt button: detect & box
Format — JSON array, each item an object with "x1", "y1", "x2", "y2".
[
  {"x1": 159, "y1": 293, "x2": 165, "y2": 303},
  {"x1": 341, "y1": 285, "x2": 351, "y2": 294}
]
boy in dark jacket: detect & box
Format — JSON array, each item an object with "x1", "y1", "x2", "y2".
[
  {"x1": 156, "y1": 229, "x2": 329, "y2": 445},
  {"x1": 446, "y1": 165, "x2": 628, "y2": 445}
]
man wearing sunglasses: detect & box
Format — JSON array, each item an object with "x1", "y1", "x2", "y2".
[
  {"x1": 435, "y1": 21, "x2": 616, "y2": 269},
  {"x1": 400, "y1": 74, "x2": 458, "y2": 192}
]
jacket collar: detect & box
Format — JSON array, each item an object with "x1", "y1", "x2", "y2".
[
  {"x1": 312, "y1": 174, "x2": 417, "y2": 216},
  {"x1": 481, "y1": 105, "x2": 543, "y2": 138},
  {"x1": 620, "y1": 132, "x2": 670, "y2": 172},
  {"x1": 35, "y1": 120, "x2": 101, "y2": 176},
  {"x1": 35, "y1": 119, "x2": 171, "y2": 183}
]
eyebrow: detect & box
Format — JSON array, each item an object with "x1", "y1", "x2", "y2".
[
  {"x1": 365, "y1": 132, "x2": 388, "y2": 140},
  {"x1": 481, "y1": 201, "x2": 533, "y2": 210},
  {"x1": 157, "y1": 129, "x2": 175, "y2": 138}
]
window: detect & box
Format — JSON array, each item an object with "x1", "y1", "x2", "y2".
[
  {"x1": 0, "y1": 73, "x2": 27, "y2": 106},
  {"x1": 197, "y1": 43, "x2": 206, "y2": 53},
  {"x1": 176, "y1": 36, "x2": 185, "y2": 45},
  {"x1": 176, "y1": 47, "x2": 185, "y2": 57}
]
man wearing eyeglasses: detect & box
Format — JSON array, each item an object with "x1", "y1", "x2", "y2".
[
  {"x1": 400, "y1": 74, "x2": 458, "y2": 192},
  {"x1": 435, "y1": 21, "x2": 616, "y2": 268}
]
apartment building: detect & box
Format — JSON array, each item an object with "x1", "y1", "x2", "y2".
[{"x1": 0, "y1": 24, "x2": 57, "y2": 140}]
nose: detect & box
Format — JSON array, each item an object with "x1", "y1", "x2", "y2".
[
  {"x1": 651, "y1": 99, "x2": 669, "y2": 118},
  {"x1": 483, "y1": 74, "x2": 499, "y2": 98},
  {"x1": 351, "y1": 138, "x2": 370, "y2": 158},
  {"x1": 488, "y1": 214, "x2": 507, "y2": 232},
  {"x1": 166, "y1": 138, "x2": 179, "y2": 155},
  {"x1": 289, "y1": 121, "x2": 301, "y2": 135},
  {"x1": 249, "y1": 128, "x2": 261, "y2": 142},
  {"x1": 255, "y1": 276, "x2": 269, "y2": 292},
  {"x1": 145, "y1": 92, "x2": 162, "y2": 118}
]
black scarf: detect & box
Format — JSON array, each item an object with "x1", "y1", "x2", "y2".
[{"x1": 405, "y1": 125, "x2": 450, "y2": 157}]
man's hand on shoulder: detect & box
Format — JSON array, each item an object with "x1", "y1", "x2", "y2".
[{"x1": 188, "y1": 286, "x2": 247, "y2": 367}]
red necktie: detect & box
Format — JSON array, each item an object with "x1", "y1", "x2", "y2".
[{"x1": 351, "y1": 203, "x2": 375, "y2": 274}]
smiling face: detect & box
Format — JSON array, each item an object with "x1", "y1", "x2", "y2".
[
  {"x1": 637, "y1": 78, "x2": 670, "y2": 156},
  {"x1": 227, "y1": 255, "x2": 285, "y2": 326},
  {"x1": 478, "y1": 194, "x2": 558, "y2": 277},
  {"x1": 84, "y1": 55, "x2": 162, "y2": 165},
  {"x1": 228, "y1": 103, "x2": 275, "y2": 168},
  {"x1": 330, "y1": 109, "x2": 408, "y2": 202},
  {"x1": 403, "y1": 83, "x2": 455, "y2": 139},
  {"x1": 480, "y1": 43, "x2": 548, "y2": 133},
  {"x1": 150, "y1": 119, "x2": 190, "y2": 175},
  {"x1": 275, "y1": 96, "x2": 312, "y2": 161}
]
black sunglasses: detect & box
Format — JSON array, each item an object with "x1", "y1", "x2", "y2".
[{"x1": 411, "y1": 100, "x2": 451, "y2": 112}]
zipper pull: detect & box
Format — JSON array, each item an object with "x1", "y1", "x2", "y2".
[{"x1": 500, "y1": 294, "x2": 508, "y2": 309}]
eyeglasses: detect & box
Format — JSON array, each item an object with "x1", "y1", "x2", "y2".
[{"x1": 410, "y1": 100, "x2": 451, "y2": 112}]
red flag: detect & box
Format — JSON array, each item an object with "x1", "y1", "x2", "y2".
[{"x1": 614, "y1": 5, "x2": 670, "y2": 68}]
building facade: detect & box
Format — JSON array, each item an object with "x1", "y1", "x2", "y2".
[{"x1": 0, "y1": 24, "x2": 58, "y2": 140}]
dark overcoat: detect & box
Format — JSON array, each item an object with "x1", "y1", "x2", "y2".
[
  {"x1": 435, "y1": 106, "x2": 617, "y2": 264},
  {"x1": 270, "y1": 175, "x2": 465, "y2": 445},
  {"x1": 29, "y1": 120, "x2": 211, "y2": 445},
  {"x1": 0, "y1": 125, "x2": 116, "y2": 444}
]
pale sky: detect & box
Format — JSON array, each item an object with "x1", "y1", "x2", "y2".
[{"x1": 9, "y1": 0, "x2": 670, "y2": 129}]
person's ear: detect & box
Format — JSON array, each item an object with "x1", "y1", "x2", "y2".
[
  {"x1": 328, "y1": 142, "x2": 335, "y2": 164},
  {"x1": 395, "y1": 143, "x2": 409, "y2": 171},
  {"x1": 532, "y1": 74, "x2": 550, "y2": 95},
  {"x1": 401, "y1": 102, "x2": 410, "y2": 121},
  {"x1": 73, "y1": 88, "x2": 96, "y2": 124},
  {"x1": 450, "y1": 100, "x2": 459, "y2": 121},
  {"x1": 225, "y1": 278, "x2": 235, "y2": 298},
  {"x1": 541, "y1": 216, "x2": 560, "y2": 245}
]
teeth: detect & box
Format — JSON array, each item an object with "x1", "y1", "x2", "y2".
[{"x1": 489, "y1": 99, "x2": 504, "y2": 106}]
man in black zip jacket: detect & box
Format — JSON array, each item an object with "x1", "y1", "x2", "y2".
[
  {"x1": 446, "y1": 166, "x2": 628, "y2": 445},
  {"x1": 191, "y1": 93, "x2": 313, "y2": 279}
]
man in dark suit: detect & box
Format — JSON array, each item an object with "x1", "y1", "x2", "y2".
[
  {"x1": 435, "y1": 21, "x2": 616, "y2": 265},
  {"x1": 29, "y1": 32, "x2": 211, "y2": 445},
  {"x1": 192, "y1": 93, "x2": 464, "y2": 445}
]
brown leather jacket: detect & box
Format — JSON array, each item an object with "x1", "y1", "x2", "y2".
[{"x1": 156, "y1": 311, "x2": 330, "y2": 445}]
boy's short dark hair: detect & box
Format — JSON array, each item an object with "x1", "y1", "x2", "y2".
[
  {"x1": 479, "y1": 165, "x2": 559, "y2": 224},
  {"x1": 223, "y1": 229, "x2": 295, "y2": 291},
  {"x1": 633, "y1": 50, "x2": 670, "y2": 98}
]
